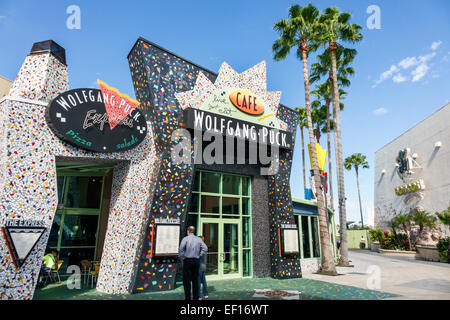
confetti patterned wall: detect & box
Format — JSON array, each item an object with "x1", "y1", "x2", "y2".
[
  {"x1": 127, "y1": 38, "x2": 301, "y2": 293},
  {"x1": 128, "y1": 40, "x2": 217, "y2": 293},
  {"x1": 0, "y1": 51, "x2": 158, "y2": 299},
  {"x1": 268, "y1": 105, "x2": 301, "y2": 279}
]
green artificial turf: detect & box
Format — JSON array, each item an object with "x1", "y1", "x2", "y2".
[{"x1": 33, "y1": 276, "x2": 397, "y2": 300}]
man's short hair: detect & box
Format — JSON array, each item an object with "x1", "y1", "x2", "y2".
[{"x1": 187, "y1": 226, "x2": 195, "y2": 234}]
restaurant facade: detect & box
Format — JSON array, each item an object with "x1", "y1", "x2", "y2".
[{"x1": 0, "y1": 38, "x2": 335, "y2": 300}]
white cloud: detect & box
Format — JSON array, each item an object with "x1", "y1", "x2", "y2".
[
  {"x1": 418, "y1": 52, "x2": 436, "y2": 63},
  {"x1": 372, "y1": 65, "x2": 398, "y2": 87},
  {"x1": 373, "y1": 49, "x2": 438, "y2": 87},
  {"x1": 398, "y1": 57, "x2": 418, "y2": 69},
  {"x1": 411, "y1": 63, "x2": 429, "y2": 82},
  {"x1": 393, "y1": 73, "x2": 407, "y2": 83},
  {"x1": 431, "y1": 40, "x2": 442, "y2": 51},
  {"x1": 373, "y1": 107, "x2": 388, "y2": 115}
]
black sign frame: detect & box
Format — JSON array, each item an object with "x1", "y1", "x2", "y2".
[
  {"x1": 182, "y1": 108, "x2": 293, "y2": 150},
  {"x1": 46, "y1": 88, "x2": 147, "y2": 153}
]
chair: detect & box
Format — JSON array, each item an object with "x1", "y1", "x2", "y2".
[
  {"x1": 51, "y1": 260, "x2": 64, "y2": 283},
  {"x1": 42, "y1": 260, "x2": 63, "y2": 285},
  {"x1": 89, "y1": 262, "x2": 100, "y2": 288},
  {"x1": 80, "y1": 259, "x2": 92, "y2": 285}
]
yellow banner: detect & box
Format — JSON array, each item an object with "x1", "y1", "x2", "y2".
[{"x1": 308, "y1": 143, "x2": 327, "y2": 173}]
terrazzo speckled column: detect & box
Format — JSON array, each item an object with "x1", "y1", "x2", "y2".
[{"x1": 0, "y1": 41, "x2": 158, "y2": 299}]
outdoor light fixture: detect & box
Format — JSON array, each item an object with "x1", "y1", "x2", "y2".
[
  {"x1": 435, "y1": 141, "x2": 442, "y2": 148},
  {"x1": 381, "y1": 169, "x2": 386, "y2": 174},
  {"x1": 395, "y1": 163, "x2": 399, "y2": 167},
  {"x1": 412, "y1": 153, "x2": 418, "y2": 159}
]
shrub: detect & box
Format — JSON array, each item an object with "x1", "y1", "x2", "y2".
[
  {"x1": 382, "y1": 232, "x2": 398, "y2": 250},
  {"x1": 437, "y1": 237, "x2": 450, "y2": 262},
  {"x1": 369, "y1": 228, "x2": 383, "y2": 243}
]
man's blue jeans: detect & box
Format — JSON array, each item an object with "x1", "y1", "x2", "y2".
[{"x1": 198, "y1": 271, "x2": 208, "y2": 297}]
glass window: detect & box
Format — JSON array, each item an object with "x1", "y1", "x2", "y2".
[
  {"x1": 57, "y1": 177, "x2": 66, "y2": 204},
  {"x1": 201, "y1": 172, "x2": 220, "y2": 194},
  {"x1": 222, "y1": 174, "x2": 240, "y2": 195},
  {"x1": 242, "y1": 177, "x2": 250, "y2": 196},
  {"x1": 243, "y1": 249, "x2": 251, "y2": 277},
  {"x1": 242, "y1": 198, "x2": 250, "y2": 216},
  {"x1": 201, "y1": 196, "x2": 220, "y2": 213},
  {"x1": 301, "y1": 216, "x2": 311, "y2": 259},
  {"x1": 222, "y1": 197, "x2": 239, "y2": 215},
  {"x1": 58, "y1": 247, "x2": 95, "y2": 272},
  {"x1": 242, "y1": 217, "x2": 251, "y2": 248},
  {"x1": 60, "y1": 215, "x2": 99, "y2": 247},
  {"x1": 65, "y1": 176, "x2": 103, "y2": 208},
  {"x1": 311, "y1": 217, "x2": 321, "y2": 258},
  {"x1": 48, "y1": 214, "x2": 62, "y2": 247}
]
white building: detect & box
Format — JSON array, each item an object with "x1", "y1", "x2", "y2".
[{"x1": 374, "y1": 103, "x2": 450, "y2": 237}]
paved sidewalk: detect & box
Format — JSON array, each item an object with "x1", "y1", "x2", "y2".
[{"x1": 303, "y1": 249, "x2": 450, "y2": 300}]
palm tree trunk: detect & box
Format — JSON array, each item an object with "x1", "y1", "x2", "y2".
[
  {"x1": 355, "y1": 167, "x2": 364, "y2": 228},
  {"x1": 301, "y1": 44, "x2": 337, "y2": 274},
  {"x1": 326, "y1": 99, "x2": 334, "y2": 212},
  {"x1": 315, "y1": 125, "x2": 321, "y2": 144},
  {"x1": 330, "y1": 43, "x2": 351, "y2": 267},
  {"x1": 403, "y1": 224, "x2": 412, "y2": 250},
  {"x1": 301, "y1": 126, "x2": 307, "y2": 196}
]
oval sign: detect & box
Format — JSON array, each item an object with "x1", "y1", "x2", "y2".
[
  {"x1": 46, "y1": 88, "x2": 147, "y2": 153},
  {"x1": 229, "y1": 90, "x2": 264, "y2": 116}
]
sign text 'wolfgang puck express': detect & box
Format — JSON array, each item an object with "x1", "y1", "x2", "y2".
[{"x1": 47, "y1": 80, "x2": 147, "y2": 153}]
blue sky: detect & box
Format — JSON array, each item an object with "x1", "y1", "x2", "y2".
[{"x1": 1, "y1": 0, "x2": 449, "y2": 225}]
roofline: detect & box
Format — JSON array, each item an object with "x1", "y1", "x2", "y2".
[
  {"x1": 0, "y1": 75, "x2": 12, "y2": 83},
  {"x1": 291, "y1": 196, "x2": 334, "y2": 214},
  {"x1": 127, "y1": 37, "x2": 218, "y2": 76},
  {"x1": 375, "y1": 102, "x2": 450, "y2": 153},
  {"x1": 127, "y1": 37, "x2": 294, "y2": 112}
]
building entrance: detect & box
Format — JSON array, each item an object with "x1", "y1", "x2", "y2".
[
  {"x1": 199, "y1": 218, "x2": 242, "y2": 280},
  {"x1": 186, "y1": 170, "x2": 253, "y2": 280},
  {"x1": 47, "y1": 161, "x2": 114, "y2": 272}
]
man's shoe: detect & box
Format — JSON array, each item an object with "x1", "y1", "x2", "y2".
[{"x1": 204, "y1": 295, "x2": 208, "y2": 299}]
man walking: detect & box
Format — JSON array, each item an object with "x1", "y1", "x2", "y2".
[{"x1": 179, "y1": 226, "x2": 208, "y2": 300}]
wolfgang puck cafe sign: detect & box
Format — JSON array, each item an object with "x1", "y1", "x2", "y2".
[{"x1": 46, "y1": 80, "x2": 147, "y2": 153}]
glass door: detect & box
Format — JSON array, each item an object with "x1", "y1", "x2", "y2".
[
  {"x1": 201, "y1": 221, "x2": 219, "y2": 277},
  {"x1": 199, "y1": 218, "x2": 242, "y2": 280}
]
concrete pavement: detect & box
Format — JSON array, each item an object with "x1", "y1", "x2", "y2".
[{"x1": 302, "y1": 249, "x2": 450, "y2": 299}]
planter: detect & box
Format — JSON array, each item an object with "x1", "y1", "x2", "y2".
[
  {"x1": 371, "y1": 242, "x2": 380, "y2": 252},
  {"x1": 378, "y1": 248, "x2": 416, "y2": 257},
  {"x1": 415, "y1": 245, "x2": 440, "y2": 262}
]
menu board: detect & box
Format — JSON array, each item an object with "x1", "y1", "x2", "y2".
[
  {"x1": 281, "y1": 228, "x2": 299, "y2": 255},
  {"x1": 154, "y1": 224, "x2": 180, "y2": 256}
]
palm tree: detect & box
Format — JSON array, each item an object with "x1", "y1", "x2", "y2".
[
  {"x1": 436, "y1": 207, "x2": 450, "y2": 228},
  {"x1": 395, "y1": 212, "x2": 412, "y2": 250},
  {"x1": 310, "y1": 103, "x2": 327, "y2": 144},
  {"x1": 317, "y1": 7, "x2": 362, "y2": 266},
  {"x1": 273, "y1": 3, "x2": 337, "y2": 274},
  {"x1": 387, "y1": 216, "x2": 401, "y2": 246},
  {"x1": 410, "y1": 209, "x2": 437, "y2": 247},
  {"x1": 296, "y1": 107, "x2": 308, "y2": 196},
  {"x1": 344, "y1": 153, "x2": 369, "y2": 228},
  {"x1": 311, "y1": 81, "x2": 346, "y2": 214}
]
